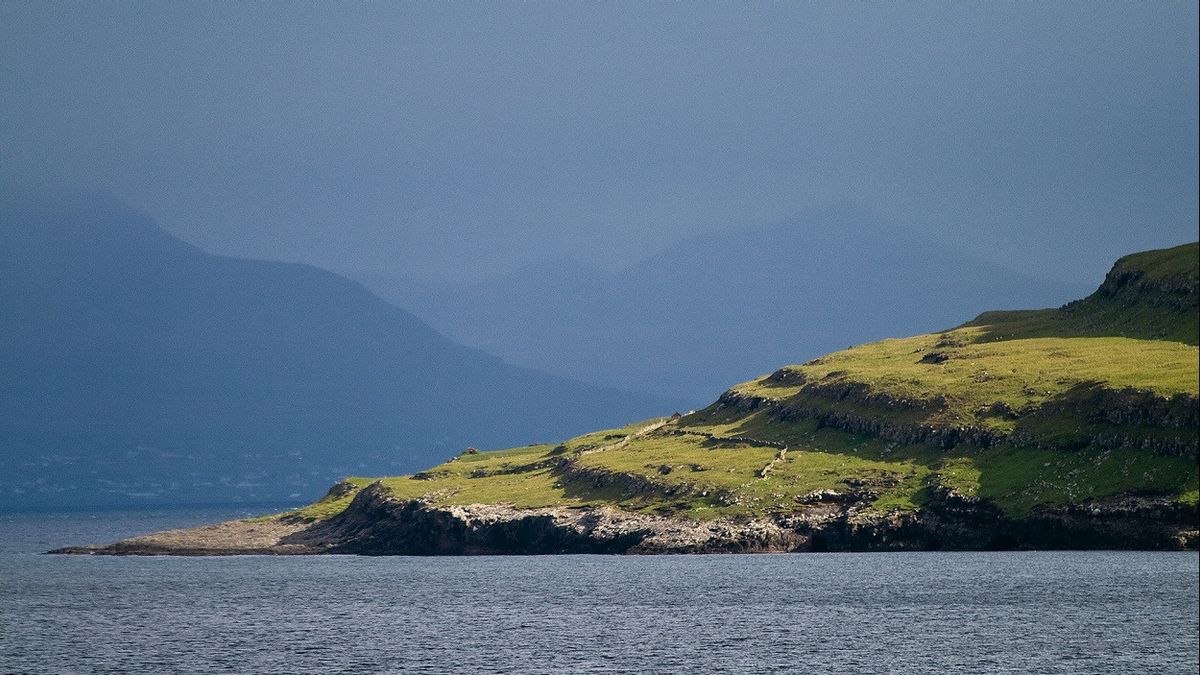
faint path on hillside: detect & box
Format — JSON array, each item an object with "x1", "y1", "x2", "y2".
[
  {"x1": 577, "y1": 419, "x2": 669, "y2": 458},
  {"x1": 757, "y1": 446, "x2": 788, "y2": 478}
]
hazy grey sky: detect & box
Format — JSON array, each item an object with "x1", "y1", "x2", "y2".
[{"x1": 2, "y1": 1, "x2": 1196, "y2": 283}]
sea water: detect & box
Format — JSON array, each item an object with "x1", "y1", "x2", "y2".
[{"x1": 1, "y1": 508, "x2": 1197, "y2": 674}]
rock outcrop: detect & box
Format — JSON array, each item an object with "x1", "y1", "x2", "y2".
[
  {"x1": 50, "y1": 480, "x2": 1198, "y2": 556},
  {"x1": 692, "y1": 381, "x2": 1199, "y2": 458}
]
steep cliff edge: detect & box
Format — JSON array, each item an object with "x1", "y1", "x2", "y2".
[{"x1": 52, "y1": 478, "x2": 1196, "y2": 555}]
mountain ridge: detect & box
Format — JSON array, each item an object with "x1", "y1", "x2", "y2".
[
  {"x1": 1, "y1": 189, "x2": 679, "y2": 508},
  {"x1": 359, "y1": 204, "x2": 1092, "y2": 402}
]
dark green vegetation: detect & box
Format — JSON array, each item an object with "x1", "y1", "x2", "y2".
[
  {"x1": 0, "y1": 189, "x2": 675, "y2": 508},
  {"x1": 282, "y1": 242, "x2": 1199, "y2": 533}
]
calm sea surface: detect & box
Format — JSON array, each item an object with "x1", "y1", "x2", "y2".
[{"x1": 1, "y1": 508, "x2": 1197, "y2": 674}]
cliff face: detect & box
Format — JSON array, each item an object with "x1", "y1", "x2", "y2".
[
  {"x1": 53, "y1": 480, "x2": 1197, "y2": 556},
  {"x1": 315, "y1": 483, "x2": 1197, "y2": 553},
  {"x1": 290, "y1": 483, "x2": 806, "y2": 555},
  {"x1": 1093, "y1": 244, "x2": 1199, "y2": 311}
]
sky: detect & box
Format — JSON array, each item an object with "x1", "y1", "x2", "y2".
[{"x1": 2, "y1": 1, "x2": 1197, "y2": 284}]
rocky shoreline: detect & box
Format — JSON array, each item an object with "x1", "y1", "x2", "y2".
[{"x1": 50, "y1": 481, "x2": 1199, "y2": 556}]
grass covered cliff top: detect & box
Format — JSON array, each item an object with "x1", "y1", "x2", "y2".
[
  {"x1": 278, "y1": 242, "x2": 1200, "y2": 524},
  {"x1": 964, "y1": 241, "x2": 1199, "y2": 345}
]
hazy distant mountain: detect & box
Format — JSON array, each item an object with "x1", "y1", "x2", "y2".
[
  {"x1": 360, "y1": 203, "x2": 1092, "y2": 403},
  {"x1": 0, "y1": 190, "x2": 675, "y2": 508}
]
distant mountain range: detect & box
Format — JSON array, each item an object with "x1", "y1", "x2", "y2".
[
  {"x1": 0, "y1": 190, "x2": 676, "y2": 508},
  {"x1": 358, "y1": 203, "x2": 1092, "y2": 403}
]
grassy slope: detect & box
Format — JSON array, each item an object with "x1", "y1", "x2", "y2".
[
  {"x1": 279, "y1": 417, "x2": 1196, "y2": 523},
  {"x1": 729, "y1": 330, "x2": 1197, "y2": 441},
  {"x1": 277, "y1": 243, "x2": 1200, "y2": 523}
]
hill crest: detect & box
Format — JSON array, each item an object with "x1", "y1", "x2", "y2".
[{"x1": 964, "y1": 241, "x2": 1198, "y2": 345}]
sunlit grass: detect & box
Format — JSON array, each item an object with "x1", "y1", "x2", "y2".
[{"x1": 269, "y1": 244, "x2": 1198, "y2": 526}]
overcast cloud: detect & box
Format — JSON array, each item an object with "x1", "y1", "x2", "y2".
[{"x1": 2, "y1": 1, "x2": 1196, "y2": 284}]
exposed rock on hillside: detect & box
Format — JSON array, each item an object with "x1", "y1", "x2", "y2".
[{"x1": 52, "y1": 479, "x2": 1197, "y2": 555}]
